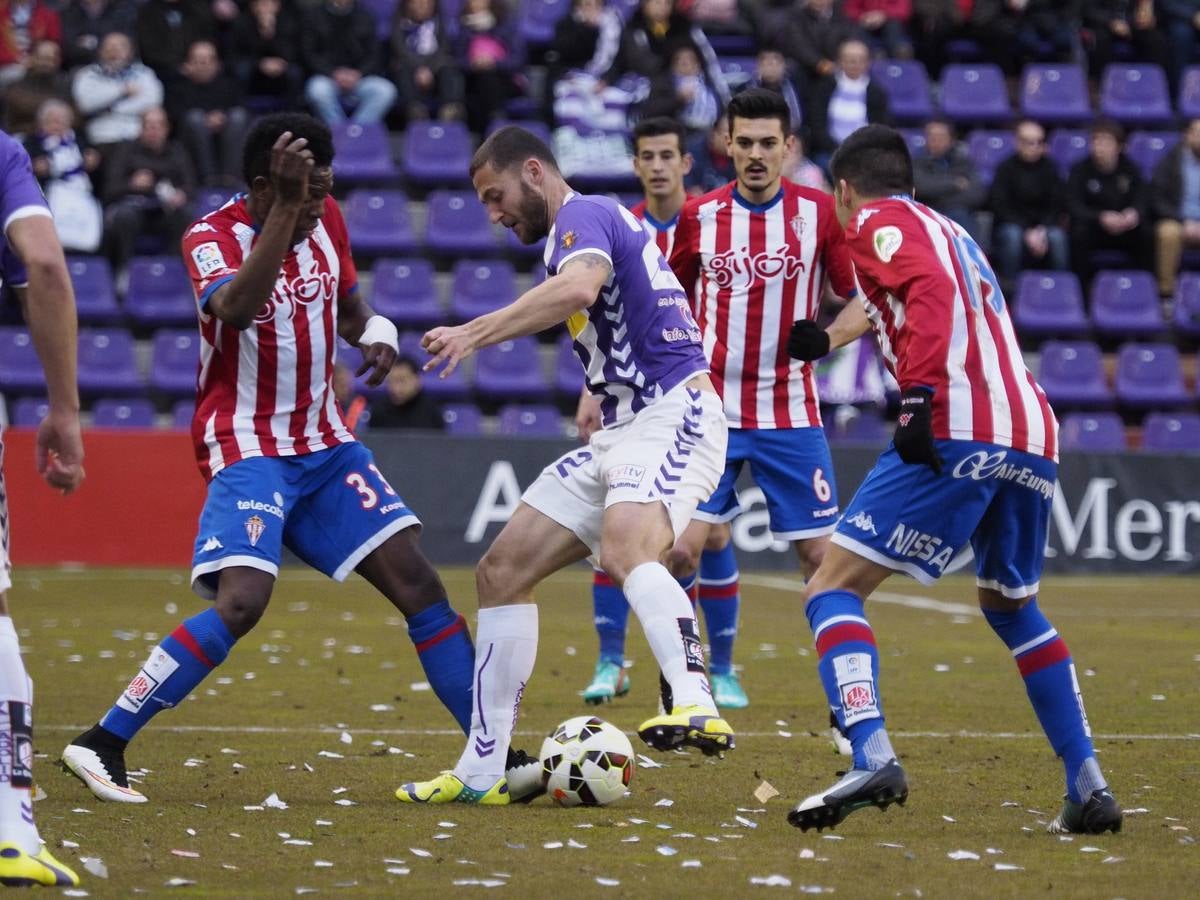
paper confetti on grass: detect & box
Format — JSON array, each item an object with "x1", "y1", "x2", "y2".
[
  {"x1": 994, "y1": 863, "x2": 1024, "y2": 871},
  {"x1": 595, "y1": 877, "x2": 620, "y2": 887},
  {"x1": 656, "y1": 846, "x2": 677, "y2": 857},
  {"x1": 754, "y1": 781, "x2": 780, "y2": 803},
  {"x1": 314, "y1": 860, "x2": 334, "y2": 868},
  {"x1": 543, "y1": 841, "x2": 563, "y2": 849},
  {"x1": 410, "y1": 848, "x2": 432, "y2": 858},
  {"x1": 262, "y1": 793, "x2": 288, "y2": 809},
  {"x1": 80, "y1": 857, "x2": 108, "y2": 878},
  {"x1": 749, "y1": 875, "x2": 791, "y2": 887},
  {"x1": 387, "y1": 867, "x2": 411, "y2": 875},
  {"x1": 655, "y1": 799, "x2": 674, "y2": 807},
  {"x1": 165, "y1": 878, "x2": 197, "y2": 888},
  {"x1": 947, "y1": 850, "x2": 980, "y2": 860},
  {"x1": 171, "y1": 850, "x2": 200, "y2": 859}
]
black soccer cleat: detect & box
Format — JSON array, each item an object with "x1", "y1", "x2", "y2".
[
  {"x1": 504, "y1": 748, "x2": 547, "y2": 804},
  {"x1": 1047, "y1": 789, "x2": 1123, "y2": 835},
  {"x1": 787, "y1": 759, "x2": 909, "y2": 832},
  {"x1": 61, "y1": 723, "x2": 147, "y2": 803}
]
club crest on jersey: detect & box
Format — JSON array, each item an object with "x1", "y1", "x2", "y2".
[
  {"x1": 790, "y1": 214, "x2": 805, "y2": 241},
  {"x1": 561, "y1": 230, "x2": 576, "y2": 249},
  {"x1": 245, "y1": 515, "x2": 266, "y2": 547},
  {"x1": 873, "y1": 226, "x2": 903, "y2": 263}
]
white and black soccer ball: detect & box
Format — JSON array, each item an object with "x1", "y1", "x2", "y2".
[{"x1": 539, "y1": 715, "x2": 635, "y2": 807}]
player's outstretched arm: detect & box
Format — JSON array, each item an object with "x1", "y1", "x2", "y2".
[
  {"x1": 824, "y1": 299, "x2": 872, "y2": 351},
  {"x1": 787, "y1": 300, "x2": 871, "y2": 361}
]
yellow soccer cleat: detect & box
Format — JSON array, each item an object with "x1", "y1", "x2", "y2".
[
  {"x1": 637, "y1": 704, "x2": 735, "y2": 756},
  {"x1": 395, "y1": 771, "x2": 510, "y2": 805},
  {"x1": 0, "y1": 843, "x2": 81, "y2": 887}
]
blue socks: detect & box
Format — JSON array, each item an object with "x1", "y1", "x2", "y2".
[
  {"x1": 591, "y1": 570, "x2": 629, "y2": 666},
  {"x1": 102, "y1": 607, "x2": 236, "y2": 741},
  {"x1": 698, "y1": 543, "x2": 739, "y2": 675},
  {"x1": 407, "y1": 599, "x2": 476, "y2": 735},
  {"x1": 806, "y1": 589, "x2": 894, "y2": 771},
  {"x1": 984, "y1": 598, "x2": 1105, "y2": 802}
]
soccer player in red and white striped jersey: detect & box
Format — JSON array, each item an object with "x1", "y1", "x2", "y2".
[{"x1": 786, "y1": 124, "x2": 1120, "y2": 836}]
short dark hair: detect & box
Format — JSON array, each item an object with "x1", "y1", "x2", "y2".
[
  {"x1": 469, "y1": 125, "x2": 559, "y2": 178},
  {"x1": 727, "y1": 87, "x2": 791, "y2": 135},
  {"x1": 1090, "y1": 117, "x2": 1125, "y2": 144},
  {"x1": 829, "y1": 124, "x2": 913, "y2": 197},
  {"x1": 632, "y1": 117, "x2": 686, "y2": 154},
  {"x1": 242, "y1": 112, "x2": 333, "y2": 186}
]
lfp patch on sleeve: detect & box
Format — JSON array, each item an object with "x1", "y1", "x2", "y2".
[
  {"x1": 191, "y1": 241, "x2": 227, "y2": 277},
  {"x1": 872, "y1": 226, "x2": 903, "y2": 263}
]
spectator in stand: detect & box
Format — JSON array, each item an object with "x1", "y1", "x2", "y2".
[
  {"x1": 806, "y1": 38, "x2": 890, "y2": 166},
  {"x1": 844, "y1": 0, "x2": 913, "y2": 59},
  {"x1": 686, "y1": 113, "x2": 735, "y2": 193},
  {"x1": 368, "y1": 357, "x2": 444, "y2": 430},
  {"x1": 2, "y1": 37, "x2": 69, "y2": 137},
  {"x1": 1150, "y1": 118, "x2": 1200, "y2": 298},
  {"x1": 910, "y1": 0, "x2": 970, "y2": 78},
  {"x1": 135, "y1": 0, "x2": 218, "y2": 86},
  {"x1": 72, "y1": 31, "x2": 164, "y2": 152},
  {"x1": 1161, "y1": 1, "x2": 1200, "y2": 95},
  {"x1": 102, "y1": 105, "x2": 194, "y2": 277},
  {"x1": 912, "y1": 117, "x2": 984, "y2": 236},
  {"x1": 24, "y1": 98, "x2": 105, "y2": 253},
  {"x1": 333, "y1": 360, "x2": 369, "y2": 432},
  {"x1": 1082, "y1": 1, "x2": 1167, "y2": 81},
  {"x1": 456, "y1": 0, "x2": 522, "y2": 133},
  {"x1": 989, "y1": 118, "x2": 1068, "y2": 287},
  {"x1": 229, "y1": 0, "x2": 303, "y2": 109},
  {"x1": 0, "y1": 0, "x2": 60, "y2": 86},
  {"x1": 61, "y1": 0, "x2": 137, "y2": 71},
  {"x1": 682, "y1": 0, "x2": 756, "y2": 41},
  {"x1": 167, "y1": 39, "x2": 248, "y2": 185},
  {"x1": 743, "y1": 46, "x2": 803, "y2": 131},
  {"x1": 391, "y1": 0, "x2": 465, "y2": 123},
  {"x1": 302, "y1": 0, "x2": 397, "y2": 126},
  {"x1": 784, "y1": 0, "x2": 859, "y2": 88},
  {"x1": 547, "y1": 0, "x2": 622, "y2": 83},
  {"x1": 783, "y1": 132, "x2": 830, "y2": 191},
  {"x1": 1066, "y1": 118, "x2": 1152, "y2": 291},
  {"x1": 744, "y1": 0, "x2": 804, "y2": 60},
  {"x1": 972, "y1": 0, "x2": 1081, "y2": 76},
  {"x1": 663, "y1": 44, "x2": 720, "y2": 132}
]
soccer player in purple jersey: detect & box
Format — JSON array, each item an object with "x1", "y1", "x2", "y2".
[{"x1": 397, "y1": 126, "x2": 733, "y2": 805}]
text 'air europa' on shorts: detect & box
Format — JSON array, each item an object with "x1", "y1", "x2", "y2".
[
  {"x1": 521, "y1": 383, "x2": 728, "y2": 561},
  {"x1": 832, "y1": 440, "x2": 1057, "y2": 598},
  {"x1": 190, "y1": 442, "x2": 420, "y2": 599}
]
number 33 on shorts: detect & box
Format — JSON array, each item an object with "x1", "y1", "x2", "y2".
[{"x1": 345, "y1": 463, "x2": 399, "y2": 510}]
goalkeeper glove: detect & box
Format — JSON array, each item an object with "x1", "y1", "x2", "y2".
[
  {"x1": 894, "y1": 387, "x2": 942, "y2": 474},
  {"x1": 786, "y1": 319, "x2": 831, "y2": 361}
]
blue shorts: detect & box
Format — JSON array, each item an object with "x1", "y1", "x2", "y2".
[
  {"x1": 696, "y1": 426, "x2": 840, "y2": 540},
  {"x1": 190, "y1": 442, "x2": 420, "y2": 599},
  {"x1": 832, "y1": 440, "x2": 1057, "y2": 598}
]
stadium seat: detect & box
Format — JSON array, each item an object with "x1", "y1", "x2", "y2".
[
  {"x1": 1048, "y1": 129, "x2": 1089, "y2": 178},
  {"x1": 1020, "y1": 63, "x2": 1092, "y2": 124},
  {"x1": 1059, "y1": 411, "x2": 1127, "y2": 451},
  {"x1": 1089, "y1": 270, "x2": 1165, "y2": 337},
  {"x1": 0, "y1": 328, "x2": 43, "y2": 393},
  {"x1": 332, "y1": 122, "x2": 398, "y2": 184},
  {"x1": 1173, "y1": 272, "x2": 1200, "y2": 337},
  {"x1": 441, "y1": 401, "x2": 484, "y2": 435},
  {"x1": 1125, "y1": 130, "x2": 1179, "y2": 179},
  {"x1": 1178, "y1": 64, "x2": 1200, "y2": 118},
  {"x1": 1099, "y1": 64, "x2": 1173, "y2": 126},
  {"x1": 124, "y1": 256, "x2": 196, "y2": 327},
  {"x1": 402, "y1": 121, "x2": 473, "y2": 187},
  {"x1": 421, "y1": 362, "x2": 471, "y2": 400},
  {"x1": 940, "y1": 64, "x2": 1012, "y2": 124},
  {"x1": 497, "y1": 402, "x2": 564, "y2": 436},
  {"x1": 487, "y1": 118, "x2": 553, "y2": 147},
  {"x1": 171, "y1": 398, "x2": 195, "y2": 430},
  {"x1": 343, "y1": 189, "x2": 417, "y2": 256},
  {"x1": 194, "y1": 184, "x2": 237, "y2": 217},
  {"x1": 370, "y1": 258, "x2": 442, "y2": 329},
  {"x1": 68, "y1": 255, "x2": 120, "y2": 324},
  {"x1": 555, "y1": 331, "x2": 584, "y2": 396},
  {"x1": 1037, "y1": 340, "x2": 1113, "y2": 408},
  {"x1": 1114, "y1": 342, "x2": 1190, "y2": 409},
  {"x1": 449, "y1": 259, "x2": 517, "y2": 321},
  {"x1": 150, "y1": 329, "x2": 201, "y2": 398},
  {"x1": 1141, "y1": 411, "x2": 1200, "y2": 453},
  {"x1": 1013, "y1": 270, "x2": 1089, "y2": 337},
  {"x1": 871, "y1": 59, "x2": 934, "y2": 123},
  {"x1": 91, "y1": 397, "x2": 156, "y2": 429},
  {"x1": 520, "y1": 0, "x2": 572, "y2": 47},
  {"x1": 965, "y1": 129, "x2": 1015, "y2": 184},
  {"x1": 897, "y1": 127, "x2": 927, "y2": 156},
  {"x1": 475, "y1": 336, "x2": 550, "y2": 401},
  {"x1": 77, "y1": 328, "x2": 142, "y2": 395},
  {"x1": 10, "y1": 397, "x2": 48, "y2": 427},
  {"x1": 425, "y1": 189, "x2": 497, "y2": 255}
]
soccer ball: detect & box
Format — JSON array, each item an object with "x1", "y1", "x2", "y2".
[{"x1": 539, "y1": 715, "x2": 635, "y2": 807}]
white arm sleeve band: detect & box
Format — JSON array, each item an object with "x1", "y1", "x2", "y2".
[{"x1": 358, "y1": 315, "x2": 399, "y2": 352}]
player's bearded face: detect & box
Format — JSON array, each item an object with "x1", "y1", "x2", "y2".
[{"x1": 513, "y1": 177, "x2": 549, "y2": 244}]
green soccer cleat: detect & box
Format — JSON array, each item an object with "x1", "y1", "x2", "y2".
[
  {"x1": 395, "y1": 772, "x2": 510, "y2": 805},
  {"x1": 0, "y1": 844, "x2": 81, "y2": 887},
  {"x1": 581, "y1": 660, "x2": 631, "y2": 705},
  {"x1": 637, "y1": 704, "x2": 735, "y2": 756},
  {"x1": 710, "y1": 672, "x2": 749, "y2": 709}
]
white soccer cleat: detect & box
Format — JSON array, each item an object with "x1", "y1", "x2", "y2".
[{"x1": 61, "y1": 735, "x2": 147, "y2": 804}]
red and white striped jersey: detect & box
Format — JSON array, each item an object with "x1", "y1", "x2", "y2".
[
  {"x1": 670, "y1": 179, "x2": 855, "y2": 429},
  {"x1": 181, "y1": 195, "x2": 357, "y2": 481},
  {"x1": 845, "y1": 196, "x2": 1058, "y2": 460},
  {"x1": 629, "y1": 199, "x2": 679, "y2": 257}
]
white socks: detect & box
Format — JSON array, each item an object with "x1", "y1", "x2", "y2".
[
  {"x1": 0, "y1": 617, "x2": 39, "y2": 854},
  {"x1": 623, "y1": 562, "x2": 713, "y2": 710},
  {"x1": 454, "y1": 604, "x2": 538, "y2": 791}
]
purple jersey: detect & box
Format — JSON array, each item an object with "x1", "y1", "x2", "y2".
[
  {"x1": 545, "y1": 192, "x2": 708, "y2": 426},
  {"x1": 0, "y1": 130, "x2": 51, "y2": 288}
]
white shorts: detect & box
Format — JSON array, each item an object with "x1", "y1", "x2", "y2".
[
  {"x1": 0, "y1": 437, "x2": 10, "y2": 593},
  {"x1": 522, "y1": 382, "x2": 727, "y2": 561}
]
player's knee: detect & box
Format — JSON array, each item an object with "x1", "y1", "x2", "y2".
[
  {"x1": 475, "y1": 549, "x2": 514, "y2": 607},
  {"x1": 665, "y1": 545, "x2": 700, "y2": 578},
  {"x1": 704, "y1": 524, "x2": 731, "y2": 553},
  {"x1": 795, "y1": 538, "x2": 828, "y2": 579},
  {"x1": 215, "y1": 589, "x2": 269, "y2": 637}
]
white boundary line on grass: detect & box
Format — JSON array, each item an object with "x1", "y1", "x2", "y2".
[{"x1": 741, "y1": 574, "x2": 981, "y2": 616}]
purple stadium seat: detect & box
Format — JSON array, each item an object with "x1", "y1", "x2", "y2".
[
  {"x1": 1141, "y1": 411, "x2": 1200, "y2": 452},
  {"x1": 1174, "y1": 272, "x2": 1200, "y2": 336},
  {"x1": 1048, "y1": 129, "x2": 1089, "y2": 178},
  {"x1": 1089, "y1": 270, "x2": 1165, "y2": 337},
  {"x1": 441, "y1": 402, "x2": 483, "y2": 435},
  {"x1": 343, "y1": 189, "x2": 417, "y2": 256},
  {"x1": 1020, "y1": 64, "x2": 1091, "y2": 124},
  {"x1": 420, "y1": 361, "x2": 471, "y2": 400},
  {"x1": 1115, "y1": 342, "x2": 1190, "y2": 408},
  {"x1": 450, "y1": 259, "x2": 517, "y2": 321},
  {"x1": 370, "y1": 258, "x2": 442, "y2": 329},
  {"x1": 1099, "y1": 64, "x2": 1173, "y2": 125},
  {"x1": 1178, "y1": 65, "x2": 1200, "y2": 118},
  {"x1": 425, "y1": 189, "x2": 497, "y2": 255},
  {"x1": 487, "y1": 119, "x2": 553, "y2": 146},
  {"x1": 1038, "y1": 340, "x2": 1113, "y2": 408},
  {"x1": 68, "y1": 255, "x2": 120, "y2": 324},
  {"x1": 194, "y1": 185, "x2": 237, "y2": 218},
  {"x1": 150, "y1": 329, "x2": 200, "y2": 397},
  {"x1": 0, "y1": 328, "x2": 43, "y2": 393},
  {"x1": 1013, "y1": 270, "x2": 1088, "y2": 337},
  {"x1": 475, "y1": 336, "x2": 550, "y2": 401},
  {"x1": 402, "y1": 121, "x2": 473, "y2": 187},
  {"x1": 1059, "y1": 411, "x2": 1127, "y2": 451},
  {"x1": 359, "y1": 0, "x2": 398, "y2": 41},
  {"x1": 11, "y1": 397, "x2": 48, "y2": 427},
  {"x1": 940, "y1": 64, "x2": 1012, "y2": 124},
  {"x1": 966, "y1": 129, "x2": 1015, "y2": 184},
  {"x1": 520, "y1": 0, "x2": 572, "y2": 46},
  {"x1": 332, "y1": 122, "x2": 398, "y2": 184},
  {"x1": 91, "y1": 397, "x2": 156, "y2": 429},
  {"x1": 897, "y1": 127, "x2": 927, "y2": 156},
  {"x1": 497, "y1": 402, "x2": 564, "y2": 436},
  {"x1": 171, "y1": 398, "x2": 194, "y2": 430},
  {"x1": 555, "y1": 332, "x2": 584, "y2": 395},
  {"x1": 124, "y1": 256, "x2": 196, "y2": 327},
  {"x1": 872, "y1": 59, "x2": 934, "y2": 123},
  {"x1": 1125, "y1": 130, "x2": 1179, "y2": 179},
  {"x1": 77, "y1": 328, "x2": 142, "y2": 395}
]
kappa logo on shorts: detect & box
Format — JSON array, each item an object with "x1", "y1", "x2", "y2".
[
  {"x1": 607, "y1": 464, "x2": 646, "y2": 490},
  {"x1": 201, "y1": 536, "x2": 224, "y2": 552},
  {"x1": 245, "y1": 515, "x2": 266, "y2": 547},
  {"x1": 847, "y1": 511, "x2": 877, "y2": 535}
]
